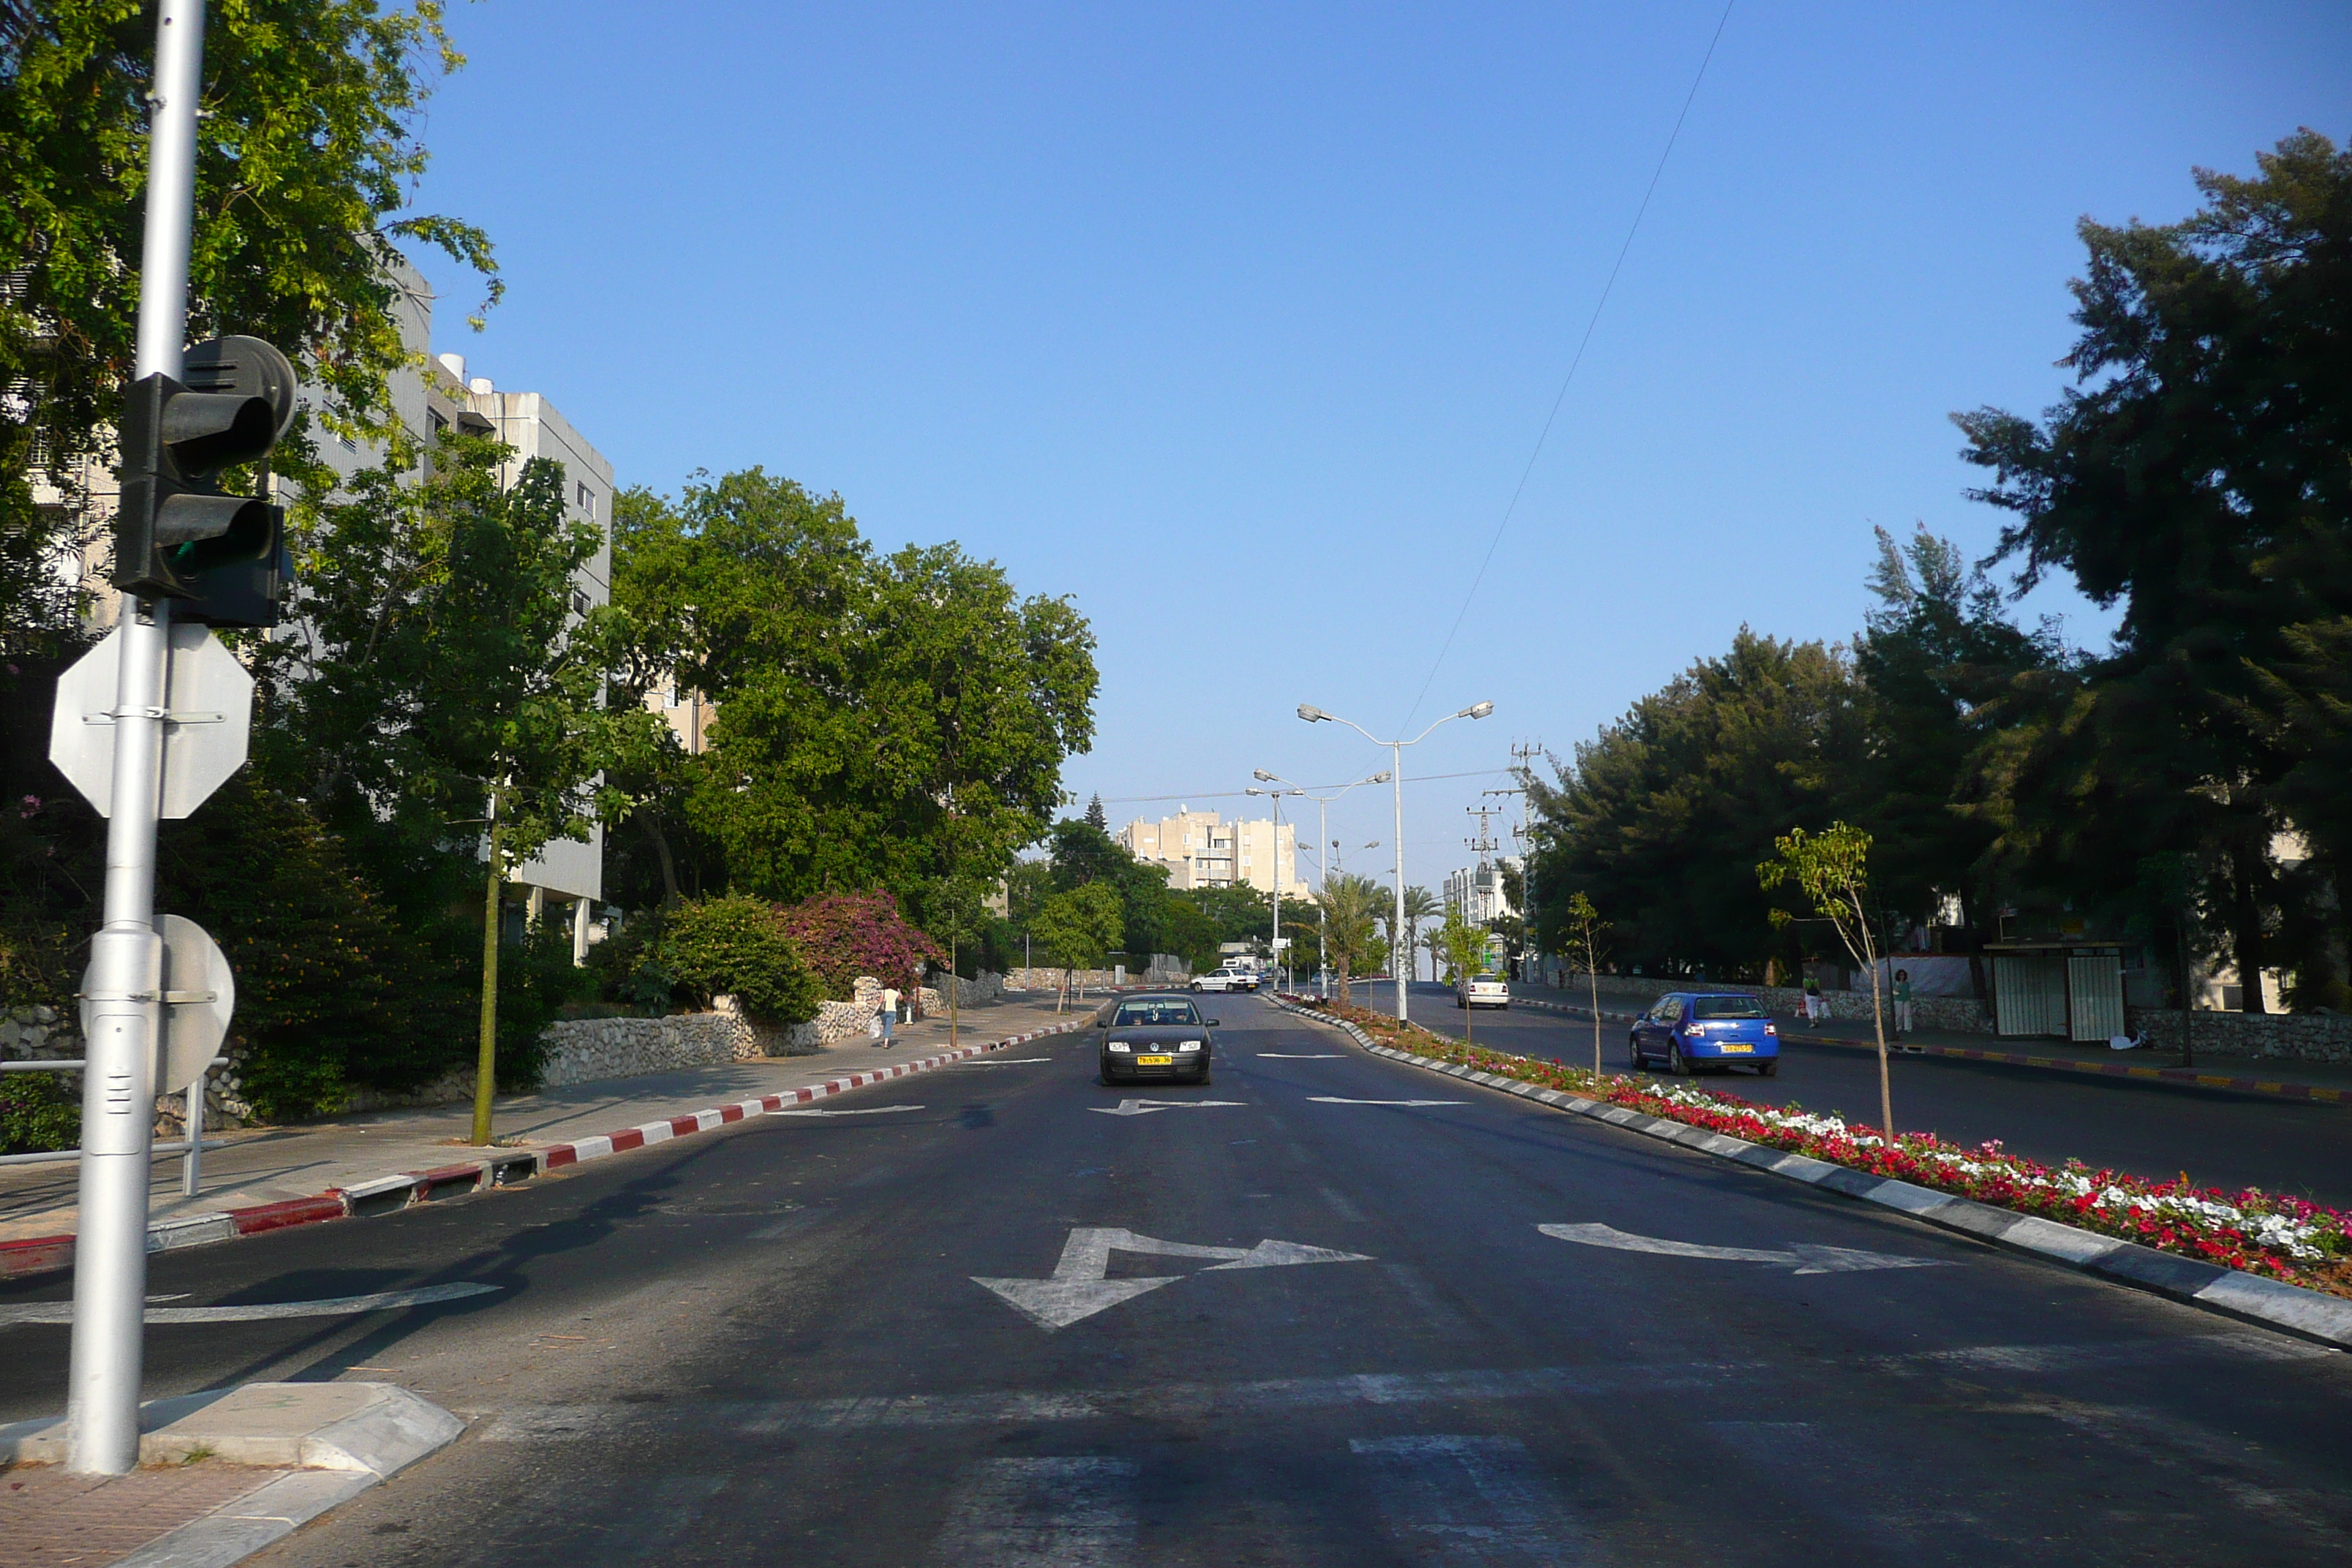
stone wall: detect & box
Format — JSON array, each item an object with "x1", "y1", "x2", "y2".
[{"x1": 1004, "y1": 957, "x2": 1189, "y2": 992}]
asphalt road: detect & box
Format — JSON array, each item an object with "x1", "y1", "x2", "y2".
[
  {"x1": 1363, "y1": 979, "x2": 2352, "y2": 1210},
  {"x1": 5, "y1": 994, "x2": 2350, "y2": 1564}
]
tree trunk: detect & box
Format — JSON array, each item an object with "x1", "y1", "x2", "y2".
[
  {"x1": 472, "y1": 810, "x2": 502, "y2": 1147},
  {"x1": 636, "y1": 808, "x2": 681, "y2": 907}
]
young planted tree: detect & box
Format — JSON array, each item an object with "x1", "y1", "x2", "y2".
[
  {"x1": 1031, "y1": 883, "x2": 1123, "y2": 1012},
  {"x1": 1561, "y1": 892, "x2": 1610, "y2": 1088},
  {"x1": 1758, "y1": 823, "x2": 1893, "y2": 1138},
  {"x1": 1432, "y1": 909, "x2": 1493, "y2": 1043}
]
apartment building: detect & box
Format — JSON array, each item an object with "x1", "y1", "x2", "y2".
[
  {"x1": 42, "y1": 257, "x2": 617, "y2": 960},
  {"x1": 1119, "y1": 808, "x2": 1308, "y2": 898},
  {"x1": 1443, "y1": 856, "x2": 1518, "y2": 925}
]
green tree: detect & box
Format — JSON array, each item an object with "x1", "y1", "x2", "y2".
[
  {"x1": 1, "y1": 0, "x2": 497, "y2": 659},
  {"x1": 1031, "y1": 883, "x2": 1123, "y2": 1012},
  {"x1": 1315, "y1": 872, "x2": 1387, "y2": 1010},
  {"x1": 608, "y1": 471, "x2": 1096, "y2": 919},
  {"x1": 1431, "y1": 908, "x2": 1493, "y2": 1042},
  {"x1": 653, "y1": 894, "x2": 821, "y2": 1026},
  {"x1": 269, "y1": 435, "x2": 621, "y2": 1144},
  {"x1": 1955, "y1": 129, "x2": 2352, "y2": 1011},
  {"x1": 1758, "y1": 823, "x2": 1893, "y2": 1136},
  {"x1": 1526, "y1": 630, "x2": 1863, "y2": 979},
  {"x1": 1561, "y1": 892, "x2": 1610, "y2": 1087}
]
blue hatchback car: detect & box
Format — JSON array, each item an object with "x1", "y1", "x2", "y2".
[{"x1": 1628, "y1": 992, "x2": 1780, "y2": 1077}]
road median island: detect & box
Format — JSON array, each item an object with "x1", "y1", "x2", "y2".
[{"x1": 1271, "y1": 994, "x2": 2352, "y2": 1344}]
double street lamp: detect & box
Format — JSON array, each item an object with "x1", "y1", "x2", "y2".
[
  {"x1": 1297, "y1": 700, "x2": 1496, "y2": 1026},
  {"x1": 1243, "y1": 784, "x2": 1303, "y2": 988},
  {"x1": 1254, "y1": 767, "x2": 1388, "y2": 998}
]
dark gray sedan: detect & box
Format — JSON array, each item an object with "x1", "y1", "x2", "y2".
[{"x1": 1095, "y1": 993, "x2": 1218, "y2": 1086}]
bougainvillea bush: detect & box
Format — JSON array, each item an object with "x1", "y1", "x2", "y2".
[
  {"x1": 1309, "y1": 998, "x2": 2352, "y2": 1297},
  {"x1": 776, "y1": 891, "x2": 943, "y2": 1000}
]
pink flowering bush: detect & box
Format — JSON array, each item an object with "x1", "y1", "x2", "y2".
[
  {"x1": 776, "y1": 890, "x2": 944, "y2": 1000},
  {"x1": 1319, "y1": 999, "x2": 2352, "y2": 1295}
]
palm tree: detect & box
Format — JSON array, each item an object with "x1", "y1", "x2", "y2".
[
  {"x1": 1401, "y1": 886, "x2": 1439, "y2": 984},
  {"x1": 1315, "y1": 872, "x2": 1387, "y2": 1009}
]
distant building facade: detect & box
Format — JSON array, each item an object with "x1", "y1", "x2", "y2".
[
  {"x1": 1444, "y1": 856, "x2": 1519, "y2": 926},
  {"x1": 1120, "y1": 807, "x2": 1308, "y2": 898}
]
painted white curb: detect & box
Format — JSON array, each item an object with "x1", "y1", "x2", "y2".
[{"x1": 1270, "y1": 998, "x2": 2352, "y2": 1350}]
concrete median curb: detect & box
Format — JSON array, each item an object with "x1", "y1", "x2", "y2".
[
  {"x1": 0, "y1": 1020, "x2": 1092, "y2": 1281},
  {"x1": 1270, "y1": 997, "x2": 2352, "y2": 1351}
]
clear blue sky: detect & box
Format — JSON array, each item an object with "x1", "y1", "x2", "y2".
[{"x1": 407, "y1": 1, "x2": 2351, "y2": 884}]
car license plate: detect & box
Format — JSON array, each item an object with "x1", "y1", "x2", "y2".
[
  {"x1": 1135, "y1": 1055, "x2": 1175, "y2": 1066},
  {"x1": 1719, "y1": 1043, "x2": 1754, "y2": 1054}
]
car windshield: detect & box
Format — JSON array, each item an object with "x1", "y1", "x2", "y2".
[
  {"x1": 1692, "y1": 996, "x2": 1768, "y2": 1019},
  {"x1": 1473, "y1": 974, "x2": 1504, "y2": 984},
  {"x1": 1113, "y1": 1000, "x2": 1200, "y2": 1028}
]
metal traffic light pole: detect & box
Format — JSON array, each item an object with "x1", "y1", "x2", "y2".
[{"x1": 69, "y1": 0, "x2": 206, "y2": 1476}]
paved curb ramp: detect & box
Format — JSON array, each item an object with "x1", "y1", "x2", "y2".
[{"x1": 1274, "y1": 998, "x2": 2352, "y2": 1350}]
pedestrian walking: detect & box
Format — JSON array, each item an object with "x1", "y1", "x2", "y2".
[
  {"x1": 876, "y1": 984, "x2": 901, "y2": 1048},
  {"x1": 1803, "y1": 975, "x2": 1823, "y2": 1025},
  {"x1": 1893, "y1": 968, "x2": 1914, "y2": 1038}
]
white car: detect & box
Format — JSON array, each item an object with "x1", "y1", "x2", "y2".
[
  {"x1": 1191, "y1": 971, "x2": 1235, "y2": 993},
  {"x1": 1456, "y1": 973, "x2": 1510, "y2": 1009}
]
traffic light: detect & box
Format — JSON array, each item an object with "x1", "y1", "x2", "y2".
[{"x1": 114, "y1": 334, "x2": 298, "y2": 627}]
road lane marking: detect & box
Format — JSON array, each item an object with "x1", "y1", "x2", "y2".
[
  {"x1": 0, "y1": 1281, "x2": 502, "y2": 1327},
  {"x1": 973, "y1": 1226, "x2": 1372, "y2": 1330},
  {"x1": 476, "y1": 1331, "x2": 2317, "y2": 1439},
  {"x1": 955, "y1": 1058, "x2": 1053, "y2": 1066},
  {"x1": 1088, "y1": 1098, "x2": 1248, "y2": 1116},
  {"x1": 1538, "y1": 1222, "x2": 1954, "y2": 1275},
  {"x1": 1308, "y1": 1097, "x2": 1466, "y2": 1107},
  {"x1": 1256, "y1": 1052, "x2": 1343, "y2": 1058},
  {"x1": 931, "y1": 1456, "x2": 1138, "y2": 1566},
  {"x1": 1352, "y1": 1434, "x2": 1592, "y2": 1565},
  {"x1": 777, "y1": 1104, "x2": 926, "y2": 1117}
]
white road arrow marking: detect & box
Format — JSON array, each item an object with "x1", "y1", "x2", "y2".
[
  {"x1": 777, "y1": 1104, "x2": 925, "y2": 1117},
  {"x1": 973, "y1": 1226, "x2": 1373, "y2": 1330},
  {"x1": 1308, "y1": 1097, "x2": 1466, "y2": 1107},
  {"x1": 0, "y1": 1282, "x2": 502, "y2": 1327},
  {"x1": 1538, "y1": 1224, "x2": 1953, "y2": 1275},
  {"x1": 1088, "y1": 1098, "x2": 1249, "y2": 1116}
]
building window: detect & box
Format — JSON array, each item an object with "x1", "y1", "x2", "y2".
[
  {"x1": 576, "y1": 480, "x2": 597, "y2": 519},
  {"x1": 570, "y1": 588, "x2": 589, "y2": 617}
]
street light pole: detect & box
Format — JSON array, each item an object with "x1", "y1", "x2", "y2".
[
  {"x1": 1254, "y1": 767, "x2": 1387, "y2": 1000},
  {"x1": 68, "y1": 0, "x2": 206, "y2": 1477},
  {"x1": 1244, "y1": 785, "x2": 1303, "y2": 989},
  {"x1": 1297, "y1": 700, "x2": 1495, "y2": 1028}
]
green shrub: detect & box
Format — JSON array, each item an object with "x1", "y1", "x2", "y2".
[
  {"x1": 0, "y1": 1073, "x2": 81, "y2": 1155},
  {"x1": 656, "y1": 894, "x2": 821, "y2": 1025}
]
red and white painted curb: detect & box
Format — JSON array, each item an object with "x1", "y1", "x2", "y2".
[{"x1": 0, "y1": 1020, "x2": 1089, "y2": 1279}]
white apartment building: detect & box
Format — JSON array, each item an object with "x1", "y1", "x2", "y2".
[
  {"x1": 1120, "y1": 808, "x2": 1309, "y2": 899},
  {"x1": 1444, "y1": 856, "x2": 1519, "y2": 926},
  {"x1": 47, "y1": 257, "x2": 617, "y2": 960}
]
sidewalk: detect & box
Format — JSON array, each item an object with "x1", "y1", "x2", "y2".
[
  {"x1": 1504, "y1": 980, "x2": 2352, "y2": 1105},
  {"x1": 0, "y1": 992, "x2": 1085, "y2": 1266}
]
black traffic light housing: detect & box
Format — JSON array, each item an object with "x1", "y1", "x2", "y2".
[{"x1": 114, "y1": 334, "x2": 298, "y2": 627}]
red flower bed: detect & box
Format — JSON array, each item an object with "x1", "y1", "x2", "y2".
[{"x1": 1313, "y1": 999, "x2": 2351, "y2": 1297}]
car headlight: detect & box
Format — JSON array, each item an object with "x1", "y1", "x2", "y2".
[
  {"x1": 1177, "y1": 1041, "x2": 1203, "y2": 1052},
  {"x1": 1107, "y1": 1041, "x2": 1132, "y2": 1053}
]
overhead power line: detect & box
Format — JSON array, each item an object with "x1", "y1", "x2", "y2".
[{"x1": 1398, "y1": 0, "x2": 1738, "y2": 734}]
